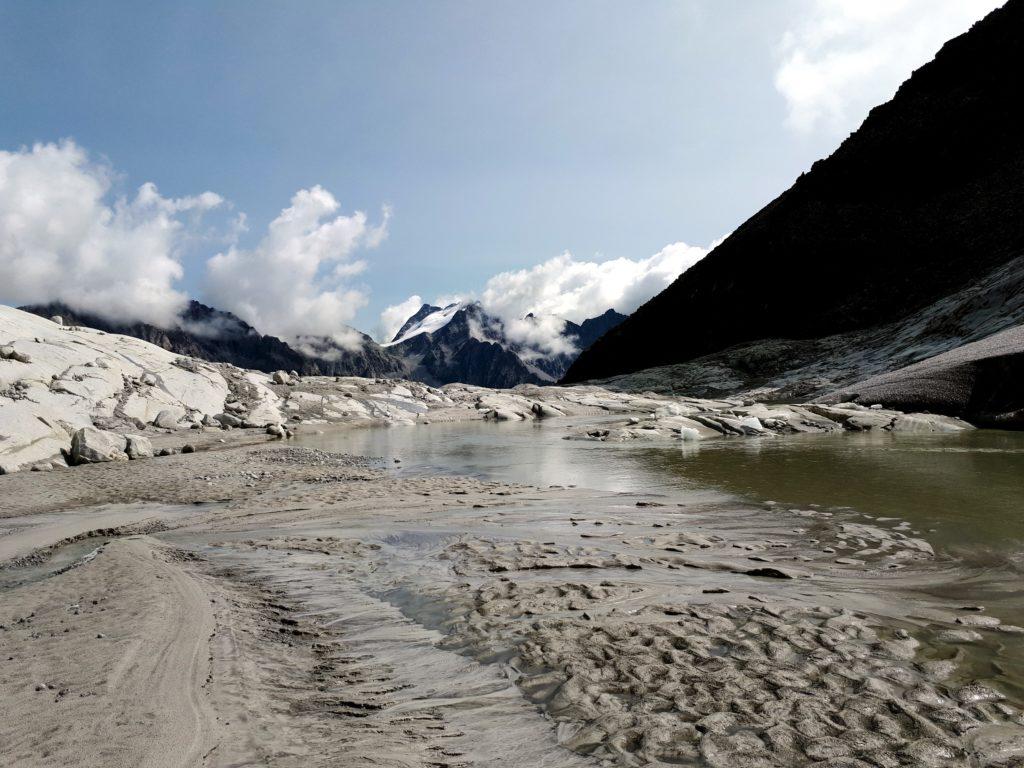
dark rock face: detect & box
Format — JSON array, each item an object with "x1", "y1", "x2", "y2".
[
  {"x1": 590, "y1": 254, "x2": 1024, "y2": 408},
  {"x1": 524, "y1": 309, "x2": 629, "y2": 381},
  {"x1": 574, "y1": 309, "x2": 628, "y2": 351},
  {"x1": 20, "y1": 301, "x2": 405, "y2": 378},
  {"x1": 565, "y1": 0, "x2": 1024, "y2": 384}
]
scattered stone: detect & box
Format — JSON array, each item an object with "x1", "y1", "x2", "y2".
[
  {"x1": 69, "y1": 427, "x2": 128, "y2": 465},
  {"x1": 124, "y1": 434, "x2": 154, "y2": 460},
  {"x1": 152, "y1": 409, "x2": 181, "y2": 429}
]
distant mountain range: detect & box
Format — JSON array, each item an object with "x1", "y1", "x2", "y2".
[
  {"x1": 21, "y1": 299, "x2": 626, "y2": 389},
  {"x1": 563, "y1": 0, "x2": 1024, "y2": 426},
  {"x1": 384, "y1": 302, "x2": 627, "y2": 388},
  {"x1": 20, "y1": 300, "x2": 406, "y2": 379}
]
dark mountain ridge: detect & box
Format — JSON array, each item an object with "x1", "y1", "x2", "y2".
[
  {"x1": 20, "y1": 300, "x2": 406, "y2": 378},
  {"x1": 565, "y1": 0, "x2": 1024, "y2": 384}
]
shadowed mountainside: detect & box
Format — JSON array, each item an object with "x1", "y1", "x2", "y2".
[{"x1": 565, "y1": 0, "x2": 1024, "y2": 386}]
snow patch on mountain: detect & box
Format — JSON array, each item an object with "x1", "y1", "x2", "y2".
[{"x1": 385, "y1": 302, "x2": 464, "y2": 346}]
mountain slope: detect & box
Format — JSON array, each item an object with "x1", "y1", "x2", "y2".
[
  {"x1": 385, "y1": 303, "x2": 545, "y2": 388},
  {"x1": 565, "y1": 0, "x2": 1024, "y2": 384},
  {"x1": 386, "y1": 303, "x2": 627, "y2": 388},
  {"x1": 20, "y1": 301, "x2": 405, "y2": 378}
]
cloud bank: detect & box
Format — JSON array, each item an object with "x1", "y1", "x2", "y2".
[
  {"x1": 776, "y1": 0, "x2": 1001, "y2": 134},
  {"x1": 378, "y1": 294, "x2": 425, "y2": 343},
  {"x1": 381, "y1": 240, "x2": 715, "y2": 355},
  {"x1": 0, "y1": 140, "x2": 222, "y2": 327},
  {"x1": 205, "y1": 187, "x2": 389, "y2": 351}
]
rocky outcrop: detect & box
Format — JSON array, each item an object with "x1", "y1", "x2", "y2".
[
  {"x1": 70, "y1": 427, "x2": 130, "y2": 464},
  {"x1": 566, "y1": 1, "x2": 1024, "y2": 385},
  {"x1": 821, "y1": 324, "x2": 1024, "y2": 428}
]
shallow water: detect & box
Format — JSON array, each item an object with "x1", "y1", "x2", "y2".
[
  {"x1": 297, "y1": 420, "x2": 1024, "y2": 683},
  {"x1": 296, "y1": 419, "x2": 1024, "y2": 559}
]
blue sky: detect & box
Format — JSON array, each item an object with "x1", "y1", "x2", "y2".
[{"x1": 0, "y1": 1, "x2": 1001, "y2": 341}]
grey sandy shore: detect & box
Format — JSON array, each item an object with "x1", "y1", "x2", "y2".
[{"x1": 2, "y1": 429, "x2": 1024, "y2": 768}]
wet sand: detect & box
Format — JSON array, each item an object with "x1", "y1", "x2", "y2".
[{"x1": 2, "y1": 430, "x2": 1024, "y2": 767}]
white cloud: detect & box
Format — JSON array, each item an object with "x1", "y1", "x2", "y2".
[
  {"x1": 381, "y1": 239, "x2": 715, "y2": 355},
  {"x1": 378, "y1": 294, "x2": 424, "y2": 342},
  {"x1": 0, "y1": 140, "x2": 222, "y2": 327},
  {"x1": 776, "y1": 0, "x2": 1001, "y2": 134},
  {"x1": 204, "y1": 186, "x2": 388, "y2": 350},
  {"x1": 479, "y1": 240, "x2": 712, "y2": 353}
]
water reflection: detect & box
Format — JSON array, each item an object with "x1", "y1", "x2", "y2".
[{"x1": 296, "y1": 420, "x2": 1024, "y2": 557}]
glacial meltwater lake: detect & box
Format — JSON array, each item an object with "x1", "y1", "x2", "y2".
[{"x1": 296, "y1": 418, "x2": 1024, "y2": 562}]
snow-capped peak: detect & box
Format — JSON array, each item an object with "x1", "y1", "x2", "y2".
[{"x1": 383, "y1": 302, "x2": 464, "y2": 347}]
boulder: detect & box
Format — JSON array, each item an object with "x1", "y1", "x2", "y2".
[
  {"x1": 51, "y1": 315, "x2": 63, "y2": 326},
  {"x1": 152, "y1": 409, "x2": 182, "y2": 429},
  {"x1": 531, "y1": 402, "x2": 566, "y2": 419},
  {"x1": 272, "y1": 370, "x2": 291, "y2": 385},
  {"x1": 70, "y1": 427, "x2": 128, "y2": 465},
  {"x1": 0, "y1": 345, "x2": 31, "y2": 363},
  {"x1": 266, "y1": 424, "x2": 286, "y2": 438},
  {"x1": 124, "y1": 434, "x2": 154, "y2": 460},
  {"x1": 214, "y1": 413, "x2": 243, "y2": 428}
]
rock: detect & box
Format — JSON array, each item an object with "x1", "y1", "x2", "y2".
[
  {"x1": 214, "y1": 413, "x2": 243, "y2": 428},
  {"x1": 0, "y1": 345, "x2": 32, "y2": 364},
  {"x1": 531, "y1": 402, "x2": 566, "y2": 419},
  {"x1": 139, "y1": 372, "x2": 158, "y2": 386},
  {"x1": 272, "y1": 370, "x2": 291, "y2": 385},
  {"x1": 50, "y1": 315, "x2": 63, "y2": 326},
  {"x1": 180, "y1": 444, "x2": 196, "y2": 454},
  {"x1": 152, "y1": 409, "x2": 181, "y2": 429},
  {"x1": 201, "y1": 414, "x2": 220, "y2": 427},
  {"x1": 266, "y1": 424, "x2": 286, "y2": 438},
  {"x1": 69, "y1": 427, "x2": 128, "y2": 465},
  {"x1": 124, "y1": 435, "x2": 154, "y2": 460}
]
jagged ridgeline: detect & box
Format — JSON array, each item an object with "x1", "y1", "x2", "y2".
[
  {"x1": 21, "y1": 300, "x2": 627, "y2": 389},
  {"x1": 382, "y1": 302, "x2": 627, "y2": 388},
  {"x1": 20, "y1": 300, "x2": 407, "y2": 379},
  {"x1": 564, "y1": 0, "x2": 1024, "y2": 414}
]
